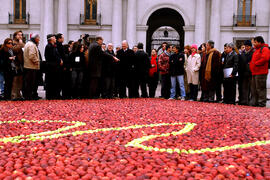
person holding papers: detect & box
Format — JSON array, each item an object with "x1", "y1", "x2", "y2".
[{"x1": 223, "y1": 43, "x2": 239, "y2": 105}]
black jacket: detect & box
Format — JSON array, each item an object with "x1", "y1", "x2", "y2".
[
  {"x1": 116, "y1": 49, "x2": 136, "y2": 76},
  {"x1": 44, "y1": 43, "x2": 62, "y2": 72},
  {"x1": 88, "y1": 42, "x2": 114, "y2": 78},
  {"x1": 169, "y1": 52, "x2": 185, "y2": 76},
  {"x1": 102, "y1": 50, "x2": 115, "y2": 77},
  {"x1": 238, "y1": 48, "x2": 255, "y2": 77},
  {"x1": 0, "y1": 48, "x2": 12, "y2": 72},
  {"x1": 135, "y1": 50, "x2": 151, "y2": 76},
  {"x1": 69, "y1": 52, "x2": 85, "y2": 70},
  {"x1": 56, "y1": 41, "x2": 65, "y2": 61},
  {"x1": 223, "y1": 51, "x2": 239, "y2": 76}
]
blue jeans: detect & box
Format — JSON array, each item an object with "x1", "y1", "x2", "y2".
[
  {"x1": 170, "y1": 75, "x2": 186, "y2": 99},
  {"x1": 0, "y1": 72, "x2": 4, "y2": 96}
]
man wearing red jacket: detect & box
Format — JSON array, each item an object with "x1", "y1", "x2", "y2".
[{"x1": 250, "y1": 36, "x2": 270, "y2": 107}]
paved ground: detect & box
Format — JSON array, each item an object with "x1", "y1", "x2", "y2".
[{"x1": 37, "y1": 84, "x2": 270, "y2": 107}]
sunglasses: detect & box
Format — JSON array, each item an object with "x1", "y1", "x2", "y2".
[{"x1": 7, "y1": 42, "x2": 13, "y2": 45}]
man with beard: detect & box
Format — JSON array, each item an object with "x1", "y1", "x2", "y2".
[{"x1": 200, "y1": 40, "x2": 222, "y2": 102}]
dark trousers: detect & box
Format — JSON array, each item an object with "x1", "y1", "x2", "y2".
[
  {"x1": 62, "y1": 70, "x2": 72, "y2": 99},
  {"x1": 102, "y1": 76, "x2": 114, "y2": 99},
  {"x1": 223, "y1": 77, "x2": 237, "y2": 104},
  {"x1": 71, "y1": 70, "x2": 84, "y2": 99},
  {"x1": 216, "y1": 81, "x2": 223, "y2": 101},
  {"x1": 251, "y1": 74, "x2": 267, "y2": 107},
  {"x1": 119, "y1": 77, "x2": 128, "y2": 98},
  {"x1": 45, "y1": 71, "x2": 61, "y2": 100},
  {"x1": 189, "y1": 84, "x2": 198, "y2": 101},
  {"x1": 202, "y1": 90, "x2": 216, "y2": 102},
  {"x1": 89, "y1": 77, "x2": 100, "y2": 99},
  {"x1": 4, "y1": 72, "x2": 13, "y2": 100},
  {"x1": 128, "y1": 77, "x2": 139, "y2": 98},
  {"x1": 23, "y1": 69, "x2": 38, "y2": 100},
  {"x1": 138, "y1": 75, "x2": 148, "y2": 98},
  {"x1": 239, "y1": 76, "x2": 252, "y2": 105},
  {"x1": 33, "y1": 70, "x2": 43, "y2": 99},
  {"x1": 161, "y1": 74, "x2": 171, "y2": 99},
  {"x1": 148, "y1": 73, "x2": 158, "y2": 98}
]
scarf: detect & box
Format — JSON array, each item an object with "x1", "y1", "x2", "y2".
[
  {"x1": 205, "y1": 48, "x2": 218, "y2": 81},
  {"x1": 149, "y1": 55, "x2": 157, "y2": 77}
]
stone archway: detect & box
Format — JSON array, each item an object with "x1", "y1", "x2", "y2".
[{"x1": 146, "y1": 8, "x2": 185, "y2": 54}]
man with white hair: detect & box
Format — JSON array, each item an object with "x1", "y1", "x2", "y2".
[
  {"x1": 116, "y1": 40, "x2": 137, "y2": 98},
  {"x1": 23, "y1": 33, "x2": 41, "y2": 100}
]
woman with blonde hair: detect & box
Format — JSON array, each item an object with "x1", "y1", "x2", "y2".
[{"x1": 185, "y1": 44, "x2": 201, "y2": 101}]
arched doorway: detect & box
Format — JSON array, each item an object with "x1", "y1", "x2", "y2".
[{"x1": 146, "y1": 8, "x2": 185, "y2": 54}]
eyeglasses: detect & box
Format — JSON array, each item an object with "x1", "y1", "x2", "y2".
[{"x1": 7, "y1": 42, "x2": 13, "y2": 45}]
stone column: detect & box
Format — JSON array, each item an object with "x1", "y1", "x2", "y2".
[
  {"x1": 126, "y1": 0, "x2": 137, "y2": 48},
  {"x1": 112, "y1": 0, "x2": 122, "y2": 48},
  {"x1": 209, "y1": 0, "x2": 221, "y2": 49},
  {"x1": 195, "y1": 0, "x2": 206, "y2": 45},
  {"x1": 57, "y1": 0, "x2": 68, "y2": 43},
  {"x1": 41, "y1": 0, "x2": 54, "y2": 57}
]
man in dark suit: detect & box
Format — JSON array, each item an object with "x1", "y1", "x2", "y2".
[
  {"x1": 88, "y1": 36, "x2": 119, "y2": 99},
  {"x1": 116, "y1": 40, "x2": 137, "y2": 98}
]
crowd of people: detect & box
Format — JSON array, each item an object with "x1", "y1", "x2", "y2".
[{"x1": 0, "y1": 30, "x2": 269, "y2": 107}]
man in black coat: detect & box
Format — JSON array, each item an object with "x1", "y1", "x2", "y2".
[
  {"x1": 223, "y1": 43, "x2": 239, "y2": 104},
  {"x1": 238, "y1": 40, "x2": 255, "y2": 105},
  {"x1": 88, "y1": 36, "x2": 118, "y2": 98},
  {"x1": 116, "y1": 40, "x2": 137, "y2": 98},
  {"x1": 44, "y1": 34, "x2": 63, "y2": 100},
  {"x1": 135, "y1": 43, "x2": 151, "y2": 98},
  {"x1": 56, "y1": 33, "x2": 69, "y2": 99}
]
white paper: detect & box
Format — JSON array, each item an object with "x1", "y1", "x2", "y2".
[
  {"x1": 223, "y1": 68, "x2": 238, "y2": 78},
  {"x1": 75, "y1": 57, "x2": 80, "y2": 63}
]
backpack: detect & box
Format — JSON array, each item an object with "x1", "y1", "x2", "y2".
[{"x1": 260, "y1": 46, "x2": 270, "y2": 69}]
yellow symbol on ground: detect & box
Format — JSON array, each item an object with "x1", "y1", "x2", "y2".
[
  {"x1": 125, "y1": 122, "x2": 270, "y2": 154},
  {"x1": 0, "y1": 120, "x2": 269, "y2": 154},
  {"x1": 0, "y1": 119, "x2": 86, "y2": 143}
]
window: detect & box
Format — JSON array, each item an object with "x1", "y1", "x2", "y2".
[
  {"x1": 237, "y1": 0, "x2": 253, "y2": 26},
  {"x1": 84, "y1": 0, "x2": 97, "y2": 24},
  {"x1": 14, "y1": 0, "x2": 26, "y2": 24}
]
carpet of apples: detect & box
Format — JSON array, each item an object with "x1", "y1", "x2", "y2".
[{"x1": 0, "y1": 99, "x2": 269, "y2": 180}]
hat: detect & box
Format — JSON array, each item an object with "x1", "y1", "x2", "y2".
[
  {"x1": 244, "y1": 40, "x2": 252, "y2": 47},
  {"x1": 191, "y1": 44, "x2": 198, "y2": 50}
]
